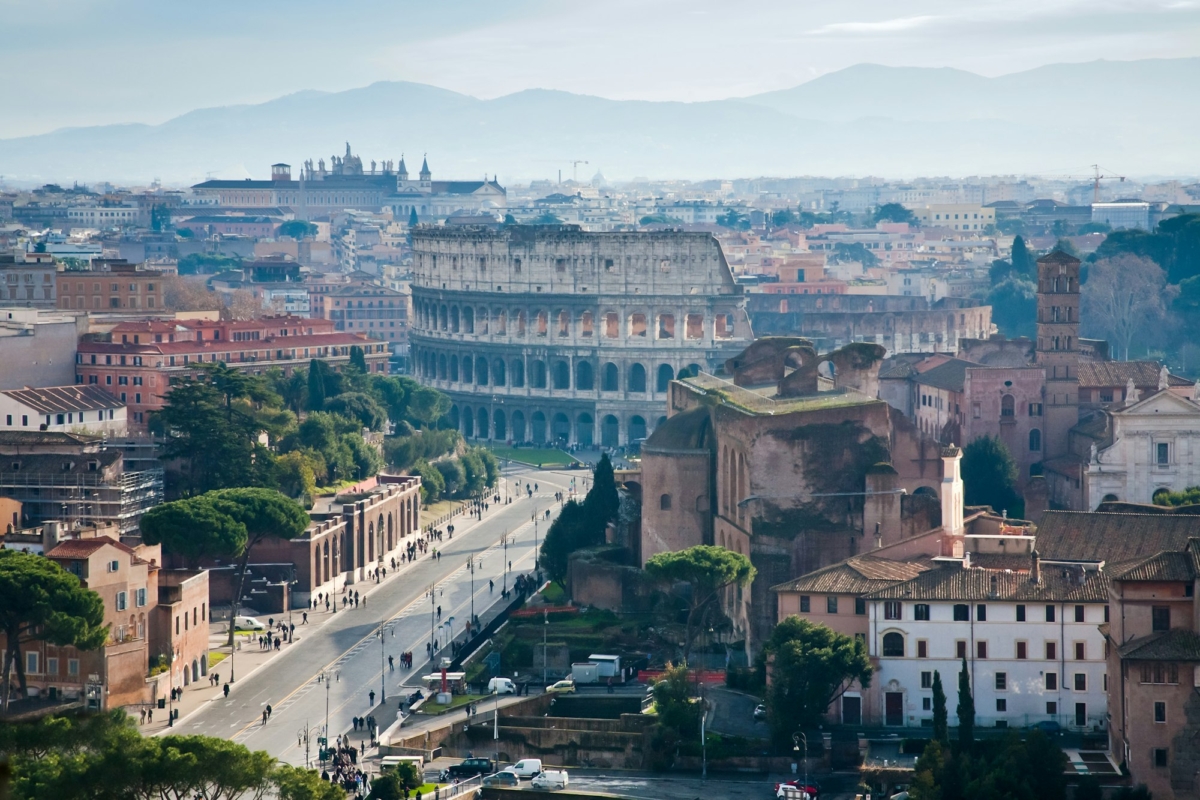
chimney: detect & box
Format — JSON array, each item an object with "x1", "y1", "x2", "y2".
[
  {"x1": 874, "y1": 522, "x2": 882, "y2": 550},
  {"x1": 940, "y1": 444, "x2": 965, "y2": 558},
  {"x1": 1030, "y1": 549, "x2": 1041, "y2": 584}
]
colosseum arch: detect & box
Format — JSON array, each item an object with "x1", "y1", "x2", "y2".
[
  {"x1": 493, "y1": 359, "x2": 506, "y2": 386},
  {"x1": 629, "y1": 415, "x2": 647, "y2": 441},
  {"x1": 552, "y1": 361, "x2": 570, "y2": 390},
  {"x1": 511, "y1": 358, "x2": 525, "y2": 387},
  {"x1": 511, "y1": 410, "x2": 527, "y2": 441},
  {"x1": 477, "y1": 408, "x2": 489, "y2": 439},
  {"x1": 493, "y1": 409, "x2": 507, "y2": 440},
  {"x1": 531, "y1": 360, "x2": 547, "y2": 388},
  {"x1": 463, "y1": 406, "x2": 475, "y2": 437},
  {"x1": 477, "y1": 307, "x2": 488, "y2": 334},
  {"x1": 551, "y1": 412, "x2": 571, "y2": 442},
  {"x1": 437, "y1": 353, "x2": 447, "y2": 380},
  {"x1": 439, "y1": 304, "x2": 448, "y2": 330},
  {"x1": 450, "y1": 306, "x2": 460, "y2": 333},
  {"x1": 494, "y1": 309, "x2": 507, "y2": 335},
  {"x1": 476, "y1": 357, "x2": 489, "y2": 385},
  {"x1": 602, "y1": 362, "x2": 619, "y2": 392},
  {"x1": 577, "y1": 413, "x2": 594, "y2": 446},
  {"x1": 531, "y1": 411, "x2": 547, "y2": 443},
  {"x1": 449, "y1": 405, "x2": 460, "y2": 430},
  {"x1": 515, "y1": 310, "x2": 527, "y2": 336},
  {"x1": 576, "y1": 361, "x2": 594, "y2": 391},
  {"x1": 656, "y1": 363, "x2": 675, "y2": 392},
  {"x1": 556, "y1": 310, "x2": 570, "y2": 337},
  {"x1": 449, "y1": 354, "x2": 459, "y2": 382},
  {"x1": 463, "y1": 357, "x2": 474, "y2": 383},
  {"x1": 463, "y1": 306, "x2": 475, "y2": 333},
  {"x1": 601, "y1": 415, "x2": 619, "y2": 447},
  {"x1": 628, "y1": 363, "x2": 647, "y2": 393}
]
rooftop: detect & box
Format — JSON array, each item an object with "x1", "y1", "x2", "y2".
[
  {"x1": 771, "y1": 554, "x2": 934, "y2": 595},
  {"x1": 1, "y1": 385, "x2": 124, "y2": 414},
  {"x1": 680, "y1": 371, "x2": 879, "y2": 416},
  {"x1": 1117, "y1": 628, "x2": 1200, "y2": 661},
  {"x1": 1035, "y1": 510, "x2": 1200, "y2": 566},
  {"x1": 866, "y1": 561, "x2": 1109, "y2": 603}
]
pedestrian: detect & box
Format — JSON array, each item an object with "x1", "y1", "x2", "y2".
[
  {"x1": 224, "y1": 683, "x2": 230, "y2": 698},
  {"x1": 369, "y1": 690, "x2": 375, "y2": 706},
  {"x1": 140, "y1": 707, "x2": 146, "y2": 724},
  {"x1": 266, "y1": 704, "x2": 273, "y2": 719},
  {"x1": 388, "y1": 655, "x2": 394, "y2": 671},
  {"x1": 302, "y1": 612, "x2": 308, "y2": 624},
  {"x1": 353, "y1": 717, "x2": 359, "y2": 732},
  {"x1": 262, "y1": 709, "x2": 268, "y2": 725},
  {"x1": 147, "y1": 707, "x2": 153, "y2": 723}
]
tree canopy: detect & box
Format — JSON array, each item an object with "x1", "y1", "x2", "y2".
[
  {"x1": 0, "y1": 550, "x2": 108, "y2": 708},
  {"x1": 961, "y1": 436, "x2": 1023, "y2": 518},
  {"x1": 873, "y1": 203, "x2": 916, "y2": 225},
  {"x1": 761, "y1": 616, "x2": 872, "y2": 744},
  {"x1": 645, "y1": 545, "x2": 755, "y2": 662},
  {"x1": 277, "y1": 220, "x2": 317, "y2": 239}
]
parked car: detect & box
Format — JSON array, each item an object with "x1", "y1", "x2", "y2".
[
  {"x1": 775, "y1": 779, "x2": 820, "y2": 799},
  {"x1": 1030, "y1": 720, "x2": 1062, "y2": 735},
  {"x1": 488, "y1": 677, "x2": 516, "y2": 695},
  {"x1": 506, "y1": 758, "x2": 543, "y2": 779},
  {"x1": 482, "y1": 772, "x2": 520, "y2": 787},
  {"x1": 531, "y1": 769, "x2": 569, "y2": 790},
  {"x1": 546, "y1": 679, "x2": 576, "y2": 694},
  {"x1": 444, "y1": 757, "x2": 495, "y2": 780},
  {"x1": 234, "y1": 616, "x2": 265, "y2": 631},
  {"x1": 753, "y1": 704, "x2": 767, "y2": 721}
]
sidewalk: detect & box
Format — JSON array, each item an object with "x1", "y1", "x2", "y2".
[{"x1": 139, "y1": 487, "x2": 545, "y2": 737}]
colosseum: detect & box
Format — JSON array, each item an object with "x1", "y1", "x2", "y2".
[{"x1": 410, "y1": 225, "x2": 752, "y2": 447}]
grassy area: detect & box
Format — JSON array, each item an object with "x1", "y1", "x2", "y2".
[
  {"x1": 487, "y1": 445, "x2": 577, "y2": 468},
  {"x1": 421, "y1": 498, "x2": 458, "y2": 525},
  {"x1": 540, "y1": 581, "x2": 566, "y2": 604},
  {"x1": 414, "y1": 783, "x2": 439, "y2": 795},
  {"x1": 313, "y1": 479, "x2": 357, "y2": 496},
  {"x1": 418, "y1": 693, "x2": 487, "y2": 715},
  {"x1": 207, "y1": 651, "x2": 228, "y2": 667}
]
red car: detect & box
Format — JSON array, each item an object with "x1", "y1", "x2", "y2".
[{"x1": 774, "y1": 779, "x2": 820, "y2": 799}]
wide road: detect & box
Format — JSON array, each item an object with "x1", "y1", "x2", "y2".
[{"x1": 172, "y1": 466, "x2": 576, "y2": 765}]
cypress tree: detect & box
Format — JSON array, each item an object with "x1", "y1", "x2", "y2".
[
  {"x1": 932, "y1": 670, "x2": 948, "y2": 743},
  {"x1": 956, "y1": 656, "x2": 975, "y2": 751},
  {"x1": 1011, "y1": 235, "x2": 1034, "y2": 278},
  {"x1": 306, "y1": 359, "x2": 326, "y2": 410},
  {"x1": 584, "y1": 453, "x2": 620, "y2": 525},
  {"x1": 408, "y1": 207, "x2": 419, "y2": 228},
  {"x1": 349, "y1": 345, "x2": 367, "y2": 372}
]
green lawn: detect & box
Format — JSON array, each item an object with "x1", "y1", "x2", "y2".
[
  {"x1": 487, "y1": 445, "x2": 577, "y2": 468},
  {"x1": 418, "y1": 693, "x2": 487, "y2": 715},
  {"x1": 207, "y1": 651, "x2": 228, "y2": 667}
]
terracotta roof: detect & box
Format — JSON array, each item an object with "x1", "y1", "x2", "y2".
[
  {"x1": 914, "y1": 359, "x2": 973, "y2": 393},
  {"x1": 0, "y1": 431, "x2": 102, "y2": 448},
  {"x1": 866, "y1": 562, "x2": 1109, "y2": 603},
  {"x1": 0, "y1": 450, "x2": 121, "y2": 475},
  {"x1": 1076, "y1": 360, "x2": 1183, "y2": 389},
  {"x1": 1, "y1": 385, "x2": 124, "y2": 414},
  {"x1": 968, "y1": 553, "x2": 1034, "y2": 571},
  {"x1": 1108, "y1": 551, "x2": 1196, "y2": 582},
  {"x1": 1035, "y1": 511, "x2": 1200, "y2": 565},
  {"x1": 45, "y1": 535, "x2": 135, "y2": 560},
  {"x1": 771, "y1": 554, "x2": 934, "y2": 595},
  {"x1": 1117, "y1": 629, "x2": 1200, "y2": 661}
]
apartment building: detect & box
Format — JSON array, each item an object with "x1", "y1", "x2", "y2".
[
  {"x1": 56, "y1": 260, "x2": 166, "y2": 312},
  {"x1": 0, "y1": 385, "x2": 127, "y2": 437},
  {"x1": 0, "y1": 251, "x2": 58, "y2": 307},
  {"x1": 912, "y1": 204, "x2": 995, "y2": 231}
]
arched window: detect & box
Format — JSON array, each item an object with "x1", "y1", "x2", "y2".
[
  {"x1": 463, "y1": 306, "x2": 474, "y2": 333},
  {"x1": 1029, "y1": 428, "x2": 1041, "y2": 452},
  {"x1": 449, "y1": 355, "x2": 459, "y2": 382},
  {"x1": 629, "y1": 363, "x2": 647, "y2": 393},
  {"x1": 1001, "y1": 394, "x2": 1015, "y2": 417},
  {"x1": 462, "y1": 357, "x2": 474, "y2": 383},
  {"x1": 450, "y1": 306, "x2": 460, "y2": 333},
  {"x1": 476, "y1": 357, "x2": 488, "y2": 385},
  {"x1": 882, "y1": 632, "x2": 905, "y2": 657},
  {"x1": 602, "y1": 362, "x2": 619, "y2": 392},
  {"x1": 656, "y1": 364, "x2": 675, "y2": 393},
  {"x1": 553, "y1": 361, "x2": 570, "y2": 390},
  {"x1": 511, "y1": 359, "x2": 525, "y2": 387},
  {"x1": 660, "y1": 494, "x2": 672, "y2": 510},
  {"x1": 531, "y1": 360, "x2": 547, "y2": 388},
  {"x1": 576, "y1": 361, "x2": 594, "y2": 390},
  {"x1": 493, "y1": 359, "x2": 506, "y2": 386}
]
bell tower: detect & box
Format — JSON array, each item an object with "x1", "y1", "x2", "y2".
[{"x1": 1035, "y1": 250, "x2": 1081, "y2": 459}]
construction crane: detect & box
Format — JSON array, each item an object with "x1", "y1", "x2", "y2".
[
  {"x1": 570, "y1": 160, "x2": 589, "y2": 183},
  {"x1": 1044, "y1": 164, "x2": 1127, "y2": 203}
]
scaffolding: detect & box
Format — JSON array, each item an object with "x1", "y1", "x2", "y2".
[{"x1": 0, "y1": 467, "x2": 164, "y2": 535}]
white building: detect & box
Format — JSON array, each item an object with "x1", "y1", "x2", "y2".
[
  {"x1": 0, "y1": 385, "x2": 127, "y2": 436},
  {"x1": 865, "y1": 560, "x2": 1109, "y2": 731},
  {"x1": 67, "y1": 205, "x2": 143, "y2": 228},
  {"x1": 1086, "y1": 387, "x2": 1200, "y2": 509}
]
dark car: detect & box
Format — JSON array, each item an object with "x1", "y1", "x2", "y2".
[
  {"x1": 482, "y1": 771, "x2": 520, "y2": 788},
  {"x1": 445, "y1": 758, "x2": 496, "y2": 780},
  {"x1": 1030, "y1": 720, "x2": 1062, "y2": 735}
]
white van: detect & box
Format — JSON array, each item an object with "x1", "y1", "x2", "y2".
[
  {"x1": 507, "y1": 758, "x2": 543, "y2": 779},
  {"x1": 234, "y1": 616, "x2": 265, "y2": 631},
  {"x1": 380, "y1": 755, "x2": 424, "y2": 771},
  {"x1": 488, "y1": 677, "x2": 516, "y2": 695},
  {"x1": 531, "y1": 769, "x2": 568, "y2": 789}
]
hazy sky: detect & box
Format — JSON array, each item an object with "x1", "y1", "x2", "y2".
[{"x1": 2, "y1": 0, "x2": 1198, "y2": 139}]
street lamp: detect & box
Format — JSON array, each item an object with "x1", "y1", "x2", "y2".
[
  {"x1": 793, "y1": 732, "x2": 809, "y2": 799},
  {"x1": 543, "y1": 611, "x2": 549, "y2": 686},
  {"x1": 467, "y1": 555, "x2": 476, "y2": 627},
  {"x1": 501, "y1": 531, "x2": 509, "y2": 595},
  {"x1": 378, "y1": 621, "x2": 395, "y2": 702},
  {"x1": 297, "y1": 721, "x2": 314, "y2": 767}
]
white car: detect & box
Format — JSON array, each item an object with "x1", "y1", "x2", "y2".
[
  {"x1": 506, "y1": 758, "x2": 543, "y2": 779},
  {"x1": 488, "y1": 677, "x2": 516, "y2": 695},
  {"x1": 531, "y1": 769, "x2": 569, "y2": 790},
  {"x1": 234, "y1": 616, "x2": 265, "y2": 631}
]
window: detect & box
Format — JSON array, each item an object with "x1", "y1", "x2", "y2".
[
  {"x1": 1047, "y1": 701, "x2": 1057, "y2": 715},
  {"x1": 917, "y1": 640, "x2": 928, "y2": 658},
  {"x1": 1152, "y1": 606, "x2": 1170, "y2": 631},
  {"x1": 956, "y1": 640, "x2": 967, "y2": 659},
  {"x1": 921, "y1": 671, "x2": 932, "y2": 689},
  {"x1": 1157, "y1": 442, "x2": 1170, "y2": 465},
  {"x1": 976, "y1": 604, "x2": 987, "y2": 621},
  {"x1": 827, "y1": 596, "x2": 838, "y2": 614},
  {"x1": 995, "y1": 672, "x2": 1007, "y2": 691},
  {"x1": 799, "y1": 596, "x2": 810, "y2": 613},
  {"x1": 1046, "y1": 672, "x2": 1058, "y2": 690},
  {"x1": 922, "y1": 697, "x2": 932, "y2": 710},
  {"x1": 1075, "y1": 702, "x2": 1087, "y2": 727},
  {"x1": 1016, "y1": 604, "x2": 1026, "y2": 622},
  {"x1": 47, "y1": 657, "x2": 58, "y2": 675},
  {"x1": 1045, "y1": 605, "x2": 1056, "y2": 623},
  {"x1": 116, "y1": 591, "x2": 127, "y2": 611},
  {"x1": 107, "y1": 559, "x2": 119, "y2": 573},
  {"x1": 1029, "y1": 403, "x2": 1043, "y2": 416},
  {"x1": 68, "y1": 658, "x2": 79, "y2": 676},
  {"x1": 1074, "y1": 605, "x2": 1085, "y2": 623},
  {"x1": 1074, "y1": 673, "x2": 1087, "y2": 691},
  {"x1": 1155, "y1": 702, "x2": 1167, "y2": 723},
  {"x1": 953, "y1": 604, "x2": 969, "y2": 621},
  {"x1": 1074, "y1": 642, "x2": 1085, "y2": 660},
  {"x1": 855, "y1": 597, "x2": 866, "y2": 615},
  {"x1": 1029, "y1": 429, "x2": 1041, "y2": 452},
  {"x1": 884, "y1": 601, "x2": 902, "y2": 620},
  {"x1": 1155, "y1": 748, "x2": 1169, "y2": 768},
  {"x1": 1001, "y1": 394, "x2": 1015, "y2": 417},
  {"x1": 914, "y1": 604, "x2": 930, "y2": 621},
  {"x1": 136, "y1": 588, "x2": 147, "y2": 607},
  {"x1": 1046, "y1": 642, "x2": 1057, "y2": 660},
  {"x1": 882, "y1": 632, "x2": 904, "y2": 657},
  {"x1": 977, "y1": 641, "x2": 988, "y2": 659},
  {"x1": 1141, "y1": 663, "x2": 1179, "y2": 684},
  {"x1": 659, "y1": 494, "x2": 671, "y2": 510}
]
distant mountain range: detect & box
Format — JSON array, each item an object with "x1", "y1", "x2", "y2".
[{"x1": 2, "y1": 58, "x2": 1197, "y2": 185}]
